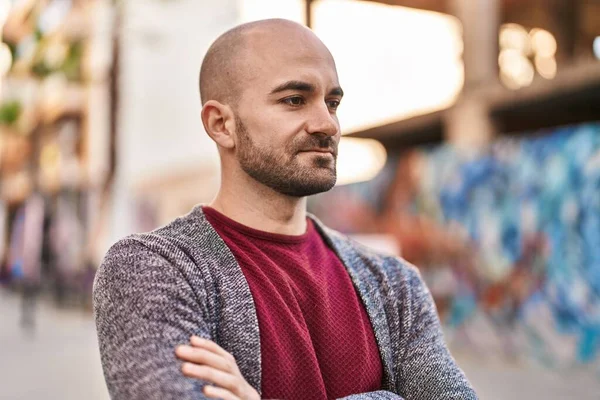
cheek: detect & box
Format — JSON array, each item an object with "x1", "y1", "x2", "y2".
[{"x1": 249, "y1": 116, "x2": 303, "y2": 148}]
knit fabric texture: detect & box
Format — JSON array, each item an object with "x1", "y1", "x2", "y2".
[
  {"x1": 203, "y1": 206, "x2": 383, "y2": 399},
  {"x1": 93, "y1": 205, "x2": 478, "y2": 399}
]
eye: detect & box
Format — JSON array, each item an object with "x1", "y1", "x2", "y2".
[
  {"x1": 326, "y1": 99, "x2": 341, "y2": 110},
  {"x1": 281, "y1": 96, "x2": 305, "y2": 107}
]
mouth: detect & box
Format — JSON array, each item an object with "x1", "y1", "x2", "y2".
[{"x1": 299, "y1": 149, "x2": 336, "y2": 156}]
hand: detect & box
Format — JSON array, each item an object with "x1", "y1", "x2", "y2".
[{"x1": 175, "y1": 336, "x2": 260, "y2": 400}]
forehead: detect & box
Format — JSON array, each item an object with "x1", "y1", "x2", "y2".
[{"x1": 240, "y1": 28, "x2": 340, "y2": 92}]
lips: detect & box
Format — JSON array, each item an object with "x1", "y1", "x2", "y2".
[{"x1": 300, "y1": 148, "x2": 336, "y2": 156}]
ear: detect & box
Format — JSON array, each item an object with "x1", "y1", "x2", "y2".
[{"x1": 201, "y1": 100, "x2": 236, "y2": 149}]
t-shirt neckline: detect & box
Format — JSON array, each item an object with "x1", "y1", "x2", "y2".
[{"x1": 201, "y1": 206, "x2": 313, "y2": 244}]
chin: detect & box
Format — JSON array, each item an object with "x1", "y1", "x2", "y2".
[
  {"x1": 309, "y1": 175, "x2": 337, "y2": 194},
  {"x1": 280, "y1": 174, "x2": 337, "y2": 197}
]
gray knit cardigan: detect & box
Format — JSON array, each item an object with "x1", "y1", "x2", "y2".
[{"x1": 93, "y1": 205, "x2": 477, "y2": 400}]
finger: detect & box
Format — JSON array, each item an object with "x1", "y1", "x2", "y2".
[
  {"x1": 203, "y1": 384, "x2": 241, "y2": 400},
  {"x1": 190, "y1": 336, "x2": 234, "y2": 360},
  {"x1": 175, "y1": 346, "x2": 231, "y2": 372},
  {"x1": 181, "y1": 363, "x2": 237, "y2": 391}
]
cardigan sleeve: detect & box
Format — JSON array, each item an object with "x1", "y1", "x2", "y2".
[
  {"x1": 93, "y1": 239, "x2": 212, "y2": 400},
  {"x1": 337, "y1": 263, "x2": 474, "y2": 400},
  {"x1": 395, "y1": 264, "x2": 478, "y2": 399},
  {"x1": 339, "y1": 390, "x2": 404, "y2": 399}
]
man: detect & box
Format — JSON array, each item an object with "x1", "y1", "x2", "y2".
[{"x1": 93, "y1": 19, "x2": 477, "y2": 400}]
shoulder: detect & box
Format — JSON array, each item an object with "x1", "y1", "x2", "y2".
[
  {"x1": 92, "y1": 236, "x2": 181, "y2": 309},
  {"x1": 311, "y1": 215, "x2": 423, "y2": 288},
  {"x1": 311, "y1": 215, "x2": 416, "y2": 275},
  {"x1": 334, "y1": 231, "x2": 436, "y2": 319},
  {"x1": 94, "y1": 205, "x2": 216, "y2": 295},
  {"x1": 313, "y1": 219, "x2": 435, "y2": 331},
  {"x1": 101, "y1": 204, "x2": 215, "y2": 267}
]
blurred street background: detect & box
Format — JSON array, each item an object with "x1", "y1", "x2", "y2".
[{"x1": 1, "y1": 0, "x2": 600, "y2": 399}]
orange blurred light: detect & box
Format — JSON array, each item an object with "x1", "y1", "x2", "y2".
[
  {"x1": 500, "y1": 23, "x2": 531, "y2": 55},
  {"x1": 534, "y1": 55, "x2": 557, "y2": 79},
  {"x1": 530, "y1": 28, "x2": 557, "y2": 58}
]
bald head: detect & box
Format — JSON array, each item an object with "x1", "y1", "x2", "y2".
[{"x1": 199, "y1": 19, "x2": 333, "y2": 106}]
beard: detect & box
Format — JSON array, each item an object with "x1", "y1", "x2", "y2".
[{"x1": 235, "y1": 118, "x2": 338, "y2": 197}]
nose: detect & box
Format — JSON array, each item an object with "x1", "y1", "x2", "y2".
[{"x1": 306, "y1": 103, "x2": 339, "y2": 137}]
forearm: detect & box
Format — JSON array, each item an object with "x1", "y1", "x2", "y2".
[{"x1": 339, "y1": 390, "x2": 404, "y2": 399}]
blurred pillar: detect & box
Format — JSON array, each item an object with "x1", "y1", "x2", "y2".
[
  {"x1": 445, "y1": 0, "x2": 500, "y2": 153},
  {"x1": 452, "y1": 0, "x2": 500, "y2": 88},
  {"x1": 110, "y1": 0, "x2": 237, "y2": 241},
  {"x1": 445, "y1": 95, "x2": 496, "y2": 156},
  {"x1": 305, "y1": 0, "x2": 313, "y2": 28}
]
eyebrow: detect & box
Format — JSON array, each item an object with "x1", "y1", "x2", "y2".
[{"x1": 269, "y1": 80, "x2": 344, "y2": 97}]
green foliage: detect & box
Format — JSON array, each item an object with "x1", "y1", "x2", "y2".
[
  {"x1": 0, "y1": 100, "x2": 23, "y2": 126},
  {"x1": 31, "y1": 59, "x2": 53, "y2": 78},
  {"x1": 61, "y1": 40, "x2": 83, "y2": 81}
]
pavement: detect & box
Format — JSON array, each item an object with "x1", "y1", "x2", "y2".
[
  {"x1": 1, "y1": 287, "x2": 599, "y2": 400},
  {"x1": 0, "y1": 288, "x2": 108, "y2": 400}
]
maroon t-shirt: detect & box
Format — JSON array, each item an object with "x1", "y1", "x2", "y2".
[{"x1": 203, "y1": 207, "x2": 383, "y2": 399}]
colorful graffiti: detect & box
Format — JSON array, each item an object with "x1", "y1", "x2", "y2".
[{"x1": 309, "y1": 122, "x2": 600, "y2": 369}]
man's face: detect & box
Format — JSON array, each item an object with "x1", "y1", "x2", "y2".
[{"x1": 232, "y1": 27, "x2": 343, "y2": 197}]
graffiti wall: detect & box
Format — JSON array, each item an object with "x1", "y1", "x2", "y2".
[{"x1": 309, "y1": 122, "x2": 600, "y2": 369}]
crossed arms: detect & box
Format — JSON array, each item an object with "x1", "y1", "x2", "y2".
[{"x1": 93, "y1": 240, "x2": 476, "y2": 399}]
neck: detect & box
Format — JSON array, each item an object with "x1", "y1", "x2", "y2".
[{"x1": 209, "y1": 170, "x2": 308, "y2": 236}]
